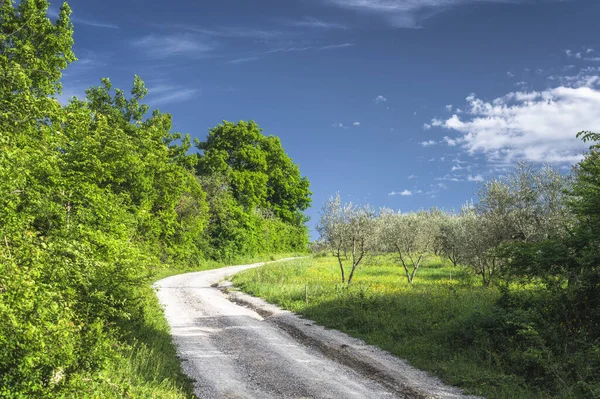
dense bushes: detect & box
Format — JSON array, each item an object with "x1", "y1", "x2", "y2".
[{"x1": 0, "y1": 1, "x2": 310, "y2": 397}]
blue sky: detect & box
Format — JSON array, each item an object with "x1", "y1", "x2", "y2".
[{"x1": 52, "y1": 0, "x2": 600, "y2": 237}]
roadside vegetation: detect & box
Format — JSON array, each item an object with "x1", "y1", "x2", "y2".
[
  {"x1": 0, "y1": 2, "x2": 310, "y2": 397},
  {"x1": 236, "y1": 135, "x2": 600, "y2": 399}
]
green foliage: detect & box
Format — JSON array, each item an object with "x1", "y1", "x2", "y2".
[
  {"x1": 482, "y1": 135, "x2": 600, "y2": 397},
  {"x1": 195, "y1": 121, "x2": 311, "y2": 259},
  {"x1": 196, "y1": 120, "x2": 311, "y2": 225},
  {"x1": 0, "y1": 2, "x2": 310, "y2": 397}
]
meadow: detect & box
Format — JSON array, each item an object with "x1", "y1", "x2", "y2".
[{"x1": 234, "y1": 255, "x2": 547, "y2": 399}]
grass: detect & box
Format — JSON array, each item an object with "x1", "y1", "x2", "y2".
[
  {"x1": 233, "y1": 255, "x2": 545, "y2": 399},
  {"x1": 70, "y1": 252, "x2": 307, "y2": 399}
]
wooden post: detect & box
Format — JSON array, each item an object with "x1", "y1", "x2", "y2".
[{"x1": 305, "y1": 285, "x2": 308, "y2": 308}]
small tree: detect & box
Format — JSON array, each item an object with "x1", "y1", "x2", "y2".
[
  {"x1": 378, "y1": 209, "x2": 437, "y2": 284},
  {"x1": 436, "y1": 212, "x2": 469, "y2": 267},
  {"x1": 468, "y1": 163, "x2": 572, "y2": 286},
  {"x1": 317, "y1": 194, "x2": 376, "y2": 284},
  {"x1": 459, "y1": 207, "x2": 503, "y2": 287},
  {"x1": 477, "y1": 162, "x2": 571, "y2": 243}
]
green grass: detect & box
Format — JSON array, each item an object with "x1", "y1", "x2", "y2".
[{"x1": 233, "y1": 255, "x2": 545, "y2": 399}]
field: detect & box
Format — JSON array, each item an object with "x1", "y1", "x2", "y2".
[{"x1": 233, "y1": 255, "x2": 544, "y2": 399}]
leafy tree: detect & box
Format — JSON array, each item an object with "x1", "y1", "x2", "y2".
[
  {"x1": 435, "y1": 211, "x2": 469, "y2": 267},
  {"x1": 317, "y1": 194, "x2": 376, "y2": 284},
  {"x1": 378, "y1": 209, "x2": 438, "y2": 284},
  {"x1": 196, "y1": 120, "x2": 311, "y2": 225}
]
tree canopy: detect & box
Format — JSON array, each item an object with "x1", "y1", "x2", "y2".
[{"x1": 196, "y1": 120, "x2": 311, "y2": 226}]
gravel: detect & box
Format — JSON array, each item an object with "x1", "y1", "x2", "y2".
[{"x1": 154, "y1": 259, "x2": 482, "y2": 399}]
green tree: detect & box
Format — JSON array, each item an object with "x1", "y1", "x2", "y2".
[{"x1": 196, "y1": 120, "x2": 311, "y2": 225}]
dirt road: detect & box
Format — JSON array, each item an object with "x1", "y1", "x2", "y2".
[{"x1": 155, "y1": 259, "x2": 480, "y2": 399}]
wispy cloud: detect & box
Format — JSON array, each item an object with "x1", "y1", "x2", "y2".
[
  {"x1": 48, "y1": 8, "x2": 118, "y2": 29},
  {"x1": 132, "y1": 34, "x2": 216, "y2": 59},
  {"x1": 285, "y1": 17, "x2": 348, "y2": 30},
  {"x1": 374, "y1": 94, "x2": 387, "y2": 104},
  {"x1": 443, "y1": 136, "x2": 457, "y2": 146},
  {"x1": 325, "y1": 0, "x2": 553, "y2": 28},
  {"x1": 420, "y1": 140, "x2": 437, "y2": 147},
  {"x1": 389, "y1": 190, "x2": 412, "y2": 196},
  {"x1": 175, "y1": 25, "x2": 283, "y2": 41},
  {"x1": 226, "y1": 56, "x2": 261, "y2": 64},
  {"x1": 565, "y1": 48, "x2": 600, "y2": 62},
  {"x1": 468, "y1": 174, "x2": 485, "y2": 182},
  {"x1": 319, "y1": 43, "x2": 355, "y2": 50},
  {"x1": 353, "y1": 121, "x2": 361, "y2": 126},
  {"x1": 225, "y1": 43, "x2": 353, "y2": 64},
  {"x1": 146, "y1": 84, "x2": 199, "y2": 106},
  {"x1": 435, "y1": 174, "x2": 463, "y2": 182}
]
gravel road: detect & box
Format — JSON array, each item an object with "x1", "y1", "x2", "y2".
[{"x1": 154, "y1": 259, "x2": 481, "y2": 399}]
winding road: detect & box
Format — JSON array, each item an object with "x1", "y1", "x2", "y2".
[{"x1": 155, "y1": 259, "x2": 480, "y2": 399}]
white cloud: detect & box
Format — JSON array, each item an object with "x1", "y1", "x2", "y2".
[
  {"x1": 445, "y1": 104, "x2": 453, "y2": 111},
  {"x1": 133, "y1": 35, "x2": 216, "y2": 59},
  {"x1": 374, "y1": 95, "x2": 387, "y2": 104},
  {"x1": 226, "y1": 56, "x2": 261, "y2": 64},
  {"x1": 146, "y1": 84, "x2": 199, "y2": 106},
  {"x1": 565, "y1": 49, "x2": 582, "y2": 59},
  {"x1": 353, "y1": 121, "x2": 361, "y2": 126},
  {"x1": 451, "y1": 164, "x2": 463, "y2": 171},
  {"x1": 468, "y1": 174, "x2": 485, "y2": 182},
  {"x1": 423, "y1": 123, "x2": 432, "y2": 130},
  {"x1": 431, "y1": 118, "x2": 444, "y2": 127},
  {"x1": 420, "y1": 140, "x2": 437, "y2": 147},
  {"x1": 319, "y1": 43, "x2": 355, "y2": 50},
  {"x1": 389, "y1": 190, "x2": 413, "y2": 196},
  {"x1": 443, "y1": 136, "x2": 457, "y2": 146},
  {"x1": 565, "y1": 48, "x2": 600, "y2": 62},
  {"x1": 177, "y1": 25, "x2": 282, "y2": 40},
  {"x1": 408, "y1": 174, "x2": 417, "y2": 179},
  {"x1": 507, "y1": 71, "x2": 515, "y2": 78},
  {"x1": 436, "y1": 174, "x2": 463, "y2": 182},
  {"x1": 332, "y1": 122, "x2": 348, "y2": 128},
  {"x1": 325, "y1": 0, "x2": 550, "y2": 28},
  {"x1": 433, "y1": 84, "x2": 600, "y2": 164},
  {"x1": 287, "y1": 17, "x2": 347, "y2": 30}
]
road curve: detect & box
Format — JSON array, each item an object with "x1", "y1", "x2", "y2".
[{"x1": 155, "y1": 259, "x2": 480, "y2": 399}]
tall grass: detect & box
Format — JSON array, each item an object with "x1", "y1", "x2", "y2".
[{"x1": 233, "y1": 255, "x2": 544, "y2": 399}]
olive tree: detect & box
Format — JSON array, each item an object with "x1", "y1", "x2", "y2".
[
  {"x1": 378, "y1": 209, "x2": 438, "y2": 284},
  {"x1": 316, "y1": 193, "x2": 376, "y2": 285},
  {"x1": 458, "y1": 207, "x2": 505, "y2": 286},
  {"x1": 436, "y1": 211, "x2": 470, "y2": 267},
  {"x1": 477, "y1": 163, "x2": 571, "y2": 243},
  {"x1": 461, "y1": 163, "x2": 572, "y2": 286}
]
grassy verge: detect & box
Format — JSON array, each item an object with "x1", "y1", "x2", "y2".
[
  {"x1": 72, "y1": 252, "x2": 306, "y2": 398},
  {"x1": 232, "y1": 255, "x2": 545, "y2": 399}
]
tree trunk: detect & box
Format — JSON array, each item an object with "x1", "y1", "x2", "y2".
[{"x1": 336, "y1": 249, "x2": 345, "y2": 283}]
